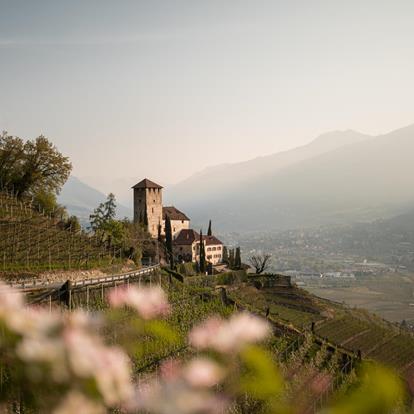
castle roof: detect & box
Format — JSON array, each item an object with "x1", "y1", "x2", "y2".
[
  {"x1": 132, "y1": 178, "x2": 163, "y2": 189},
  {"x1": 163, "y1": 206, "x2": 190, "y2": 221},
  {"x1": 204, "y1": 235, "x2": 223, "y2": 246},
  {"x1": 174, "y1": 229, "x2": 200, "y2": 245}
]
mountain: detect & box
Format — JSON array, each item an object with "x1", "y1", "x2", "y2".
[
  {"x1": 58, "y1": 176, "x2": 132, "y2": 226},
  {"x1": 166, "y1": 125, "x2": 414, "y2": 232},
  {"x1": 166, "y1": 129, "x2": 369, "y2": 207}
]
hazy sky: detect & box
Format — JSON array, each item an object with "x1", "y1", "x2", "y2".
[{"x1": 1, "y1": 0, "x2": 414, "y2": 190}]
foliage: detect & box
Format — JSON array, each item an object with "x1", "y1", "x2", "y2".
[
  {"x1": 165, "y1": 215, "x2": 174, "y2": 269},
  {"x1": 33, "y1": 188, "x2": 66, "y2": 217},
  {"x1": 0, "y1": 132, "x2": 72, "y2": 198},
  {"x1": 207, "y1": 219, "x2": 212, "y2": 236},
  {"x1": 199, "y1": 230, "x2": 206, "y2": 274},
  {"x1": 234, "y1": 247, "x2": 242, "y2": 269},
  {"x1": 222, "y1": 246, "x2": 229, "y2": 264},
  {"x1": 90, "y1": 193, "x2": 117, "y2": 235}
]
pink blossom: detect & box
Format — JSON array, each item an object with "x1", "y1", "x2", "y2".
[
  {"x1": 189, "y1": 312, "x2": 270, "y2": 353},
  {"x1": 63, "y1": 326, "x2": 134, "y2": 406},
  {"x1": 134, "y1": 378, "x2": 228, "y2": 414},
  {"x1": 0, "y1": 282, "x2": 24, "y2": 311},
  {"x1": 53, "y1": 391, "x2": 105, "y2": 414},
  {"x1": 183, "y1": 358, "x2": 225, "y2": 388},
  {"x1": 160, "y1": 358, "x2": 182, "y2": 381},
  {"x1": 108, "y1": 285, "x2": 170, "y2": 319}
]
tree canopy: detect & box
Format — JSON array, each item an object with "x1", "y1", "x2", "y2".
[{"x1": 0, "y1": 132, "x2": 72, "y2": 198}]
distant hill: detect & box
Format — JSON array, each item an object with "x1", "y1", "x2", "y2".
[
  {"x1": 166, "y1": 125, "x2": 414, "y2": 232},
  {"x1": 58, "y1": 176, "x2": 132, "y2": 226}
]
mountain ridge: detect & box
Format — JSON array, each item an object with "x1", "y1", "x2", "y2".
[{"x1": 166, "y1": 124, "x2": 414, "y2": 232}]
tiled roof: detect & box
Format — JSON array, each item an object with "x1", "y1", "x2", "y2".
[
  {"x1": 132, "y1": 178, "x2": 163, "y2": 189},
  {"x1": 174, "y1": 229, "x2": 200, "y2": 245},
  {"x1": 163, "y1": 206, "x2": 190, "y2": 221},
  {"x1": 204, "y1": 235, "x2": 223, "y2": 246}
]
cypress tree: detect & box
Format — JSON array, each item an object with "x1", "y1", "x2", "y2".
[
  {"x1": 165, "y1": 215, "x2": 174, "y2": 269},
  {"x1": 229, "y1": 248, "x2": 235, "y2": 269},
  {"x1": 222, "y1": 246, "x2": 229, "y2": 264},
  {"x1": 157, "y1": 222, "x2": 162, "y2": 242},
  {"x1": 207, "y1": 220, "x2": 212, "y2": 236},
  {"x1": 199, "y1": 230, "x2": 206, "y2": 274},
  {"x1": 235, "y1": 247, "x2": 242, "y2": 269},
  {"x1": 144, "y1": 208, "x2": 149, "y2": 228}
]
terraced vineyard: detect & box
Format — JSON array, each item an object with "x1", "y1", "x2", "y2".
[
  {"x1": 368, "y1": 334, "x2": 414, "y2": 370},
  {"x1": 315, "y1": 317, "x2": 368, "y2": 346},
  {"x1": 0, "y1": 191, "x2": 114, "y2": 271},
  {"x1": 226, "y1": 278, "x2": 414, "y2": 390}
]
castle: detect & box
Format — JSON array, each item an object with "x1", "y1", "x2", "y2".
[{"x1": 132, "y1": 178, "x2": 223, "y2": 265}]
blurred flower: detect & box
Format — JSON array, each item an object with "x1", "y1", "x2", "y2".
[
  {"x1": 108, "y1": 286, "x2": 170, "y2": 319},
  {"x1": 53, "y1": 391, "x2": 105, "y2": 414},
  {"x1": 63, "y1": 324, "x2": 134, "y2": 406},
  {"x1": 183, "y1": 358, "x2": 225, "y2": 388},
  {"x1": 134, "y1": 377, "x2": 228, "y2": 414},
  {"x1": 0, "y1": 281, "x2": 24, "y2": 311},
  {"x1": 160, "y1": 358, "x2": 181, "y2": 381},
  {"x1": 189, "y1": 312, "x2": 270, "y2": 353}
]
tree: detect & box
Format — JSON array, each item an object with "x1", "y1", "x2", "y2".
[
  {"x1": 222, "y1": 246, "x2": 229, "y2": 264},
  {"x1": 235, "y1": 247, "x2": 242, "y2": 269},
  {"x1": 90, "y1": 193, "x2": 118, "y2": 245},
  {"x1": 0, "y1": 132, "x2": 72, "y2": 197},
  {"x1": 157, "y1": 222, "x2": 163, "y2": 242},
  {"x1": 207, "y1": 220, "x2": 212, "y2": 236},
  {"x1": 199, "y1": 230, "x2": 206, "y2": 274},
  {"x1": 33, "y1": 189, "x2": 65, "y2": 217},
  {"x1": 165, "y1": 215, "x2": 174, "y2": 269},
  {"x1": 228, "y1": 249, "x2": 235, "y2": 269},
  {"x1": 143, "y1": 208, "x2": 149, "y2": 228},
  {"x1": 64, "y1": 215, "x2": 81, "y2": 233},
  {"x1": 248, "y1": 254, "x2": 272, "y2": 274}
]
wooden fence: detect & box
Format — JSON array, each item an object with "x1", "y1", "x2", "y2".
[{"x1": 2, "y1": 265, "x2": 161, "y2": 307}]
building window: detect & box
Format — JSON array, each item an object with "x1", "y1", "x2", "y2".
[
  {"x1": 212, "y1": 247, "x2": 216, "y2": 251},
  {"x1": 181, "y1": 220, "x2": 184, "y2": 224},
  {"x1": 152, "y1": 207, "x2": 154, "y2": 213},
  {"x1": 218, "y1": 246, "x2": 222, "y2": 250},
  {"x1": 207, "y1": 255, "x2": 212, "y2": 260}
]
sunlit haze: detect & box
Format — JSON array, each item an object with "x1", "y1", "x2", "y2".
[{"x1": 1, "y1": 0, "x2": 414, "y2": 192}]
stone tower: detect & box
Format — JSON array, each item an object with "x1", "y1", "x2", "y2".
[{"x1": 132, "y1": 178, "x2": 163, "y2": 238}]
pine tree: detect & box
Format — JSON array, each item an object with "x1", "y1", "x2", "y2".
[
  {"x1": 165, "y1": 215, "x2": 174, "y2": 269},
  {"x1": 222, "y1": 246, "x2": 229, "y2": 264},
  {"x1": 207, "y1": 220, "x2": 212, "y2": 236},
  {"x1": 235, "y1": 247, "x2": 242, "y2": 269},
  {"x1": 199, "y1": 230, "x2": 206, "y2": 274}
]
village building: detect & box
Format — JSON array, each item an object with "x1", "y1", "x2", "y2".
[
  {"x1": 172, "y1": 229, "x2": 224, "y2": 265},
  {"x1": 133, "y1": 178, "x2": 224, "y2": 265}
]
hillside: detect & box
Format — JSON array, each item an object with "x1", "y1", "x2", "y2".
[
  {"x1": 0, "y1": 190, "x2": 114, "y2": 272},
  {"x1": 224, "y1": 274, "x2": 414, "y2": 391},
  {"x1": 167, "y1": 124, "x2": 414, "y2": 232}
]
